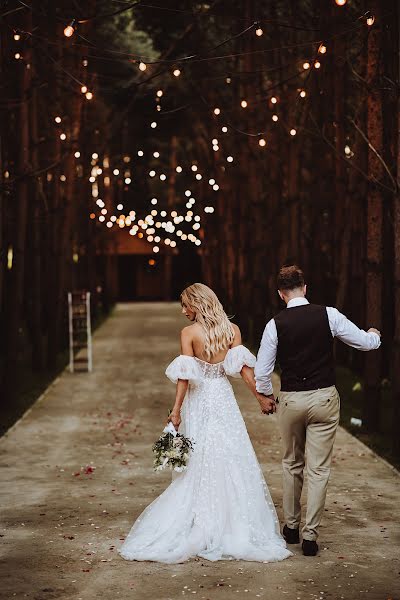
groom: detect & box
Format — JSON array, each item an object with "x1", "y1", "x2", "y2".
[{"x1": 254, "y1": 265, "x2": 381, "y2": 556}]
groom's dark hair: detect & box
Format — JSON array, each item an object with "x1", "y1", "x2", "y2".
[{"x1": 277, "y1": 264, "x2": 305, "y2": 291}]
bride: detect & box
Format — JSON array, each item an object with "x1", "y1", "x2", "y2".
[{"x1": 119, "y1": 283, "x2": 291, "y2": 564}]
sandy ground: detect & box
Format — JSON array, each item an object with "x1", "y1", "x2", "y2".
[{"x1": 0, "y1": 302, "x2": 399, "y2": 600}]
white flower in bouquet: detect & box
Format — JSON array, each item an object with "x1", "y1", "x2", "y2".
[{"x1": 152, "y1": 420, "x2": 194, "y2": 472}]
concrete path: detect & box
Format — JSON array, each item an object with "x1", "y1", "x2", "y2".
[{"x1": 1, "y1": 303, "x2": 399, "y2": 600}]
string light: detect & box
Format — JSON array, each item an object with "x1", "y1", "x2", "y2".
[
  {"x1": 63, "y1": 21, "x2": 76, "y2": 38},
  {"x1": 227, "y1": 156, "x2": 233, "y2": 163},
  {"x1": 290, "y1": 128, "x2": 297, "y2": 136},
  {"x1": 60, "y1": 133, "x2": 66, "y2": 141},
  {"x1": 303, "y1": 62, "x2": 310, "y2": 70},
  {"x1": 314, "y1": 61, "x2": 321, "y2": 69},
  {"x1": 156, "y1": 90, "x2": 163, "y2": 97},
  {"x1": 335, "y1": 0, "x2": 347, "y2": 5},
  {"x1": 81, "y1": 85, "x2": 87, "y2": 94},
  {"x1": 74, "y1": 151, "x2": 81, "y2": 158},
  {"x1": 54, "y1": 116, "x2": 62, "y2": 124},
  {"x1": 255, "y1": 27, "x2": 263, "y2": 36},
  {"x1": 138, "y1": 150, "x2": 144, "y2": 157},
  {"x1": 14, "y1": 33, "x2": 21, "y2": 41},
  {"x1": 299, "y1": 90, "x2": 306, "y2": 98},
  {"x1": 214, "y1": 108, "x2": 221, "y2": 115},
  {"x1": 222, "y1": 126, "x2": 228, "y2": 133},
  {"x1": 270, "y1": 96, "x2": 278, "y2": 104},
  {"x1": 176, "y1": 166, "x2": 182, "y2": 173},
  {"x1": 241, "y1": 100, "x2": 248, "y2": 108},
  {"x1": 15, "y1": 53, "x2": 21, "y2": 60},
  {"x1": 153, "y1": 151, "x2": 160, "y2": 158},
  {"x1": 318, "y1": 44, "x2": 327, "y2": 54},
  {"x1": 85, "y1": 91, "x2": 93, "y2": 100},
  {"x1": 272, "y1": 114, "x2": 279, "y2": 121},
  {"x1": 366, "y1": 14, "x2": 375, "y2": 26},
  {"x1": 139, "y1": 62, "x2": 147, "y2": 71},
  {"x1": 173, "y1": 68, "x2": 181, "y2": 77},
  {"x1": 259, "y1": 138, "x2": 266, "y2": 147}
]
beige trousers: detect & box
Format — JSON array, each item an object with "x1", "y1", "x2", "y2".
[{"x1": 277, "y1": 385, "x2": 340, "y2": 541}]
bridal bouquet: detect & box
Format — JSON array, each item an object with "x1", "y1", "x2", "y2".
[{"x1": 152, "y1": 422, "x2": 194, "y2": 472}]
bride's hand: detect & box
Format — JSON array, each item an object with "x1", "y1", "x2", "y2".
[{"x1": 168, "y1": 411, "x2": 181, "y2": 430}]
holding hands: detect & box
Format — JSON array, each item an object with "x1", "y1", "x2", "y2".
[{"x1": 257, "y1": 393, "x2": 276, "y2": 416}]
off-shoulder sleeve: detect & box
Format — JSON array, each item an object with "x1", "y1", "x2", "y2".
[
  {"x1": 223, "y1": 345, "x2": 256, "y2": 378},
  {"x1": 165, "y1": 355, "x2": 203, "y2": 384}
]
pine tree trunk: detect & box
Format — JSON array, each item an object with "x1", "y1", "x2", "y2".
[
  {"x1": 363, "y1": 1, "x2": 384, "y2": 432},
  {"x1": 391, "y1": 3, "x2": 400, "y2": 457},
  {"x1": 3, "y1": 10, "x2": 32, "y2": 400}
]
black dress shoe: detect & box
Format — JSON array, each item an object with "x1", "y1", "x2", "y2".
[
  {"x1": 282, "y1": 525, "x2": 300, "y2": 544},
  {"x1": 302, "y1": 539, "x2": 318, "y2": 556}
]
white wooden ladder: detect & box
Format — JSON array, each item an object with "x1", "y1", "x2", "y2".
[{"x1": 68, "y1": 291, "x2": 93, "y2": 373}]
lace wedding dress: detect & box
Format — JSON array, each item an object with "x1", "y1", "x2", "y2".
[{"x1": 119, "y1": 345, "x2": 291, "y2": 564}]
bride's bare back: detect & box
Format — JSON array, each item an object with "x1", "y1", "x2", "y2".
[{"x1": 181, "y1": 322, "x2": 242, "y2": 364}]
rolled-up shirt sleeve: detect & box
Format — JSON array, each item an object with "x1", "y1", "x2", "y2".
[
  {"x1": 326, "y1": 307, "x2": 381, "y2": 350},
  {"x1": 254, "y1": 319, "x2": 278, "y2": 396}
]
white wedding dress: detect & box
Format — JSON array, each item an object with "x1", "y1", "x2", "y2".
[{"x1": 119, "y1": 345, "x2": 291, "y2": 564}]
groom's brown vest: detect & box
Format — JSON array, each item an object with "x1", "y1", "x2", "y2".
[{"x1": 275, "y1": 304, "x2": 335, "y2": 392}]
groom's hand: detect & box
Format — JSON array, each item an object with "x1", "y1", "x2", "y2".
[
  {"x1": 257, "y1": 393, "x2": 276, "y2": 415},
  {"x1": 368, "y1": 327, "x2": 381, "y2": 337}
]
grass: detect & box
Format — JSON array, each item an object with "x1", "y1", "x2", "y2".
[
  {"x1": 0, "y1": 306, "x2": 113, "y2": 438},
  {"x1": 336, "y1": 366, "x2": 400, "y2": 471}
]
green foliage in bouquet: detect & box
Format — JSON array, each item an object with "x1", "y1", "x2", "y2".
[{"x1": 152, "y1": 428, "x2": 194, "y2": 472}]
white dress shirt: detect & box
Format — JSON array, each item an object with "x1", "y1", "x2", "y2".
[{"x1": 254, "y1": 297, "x2": 381, "y2": 396}]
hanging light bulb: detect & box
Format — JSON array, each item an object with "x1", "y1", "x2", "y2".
[
  {"x1": 54, "y1": 116, "x2": 62, "y2": 124},
  {"x1": 81, "y1": 85, "x2": 87, "y2": 94},
  {"x1": 272, "y1": 114, "x2": 279, "y2": 122},
  {"x1": 318, "y1": 44, "x2": 327, "y2": 54},
  {"x1": 214, "y1": 108, "x2": 221, "y2": 115},
  {"x1": 335, "y1": 0, "x2": 347, "y2": 5},
  {"x1": 259, "y1": 138, "x2": 266, "y2": 147},
  {"x1": 173, "y1": 68, "x2": 181, "y2": 77},
  {"x1": 303, "y1": 61, "x2": 310, "y2": 70},
  {"x1": 241, "y1": 100, "x2": 248, "y2": 108},
  {"x1": 366, "y1": 14, "x2": 375, "y2": 26},
  {"x1": 270, "y1": 96, "x2": 278, "y2": 104},
  {"x1": 256, "y1": 27, "x2": 263, "y2": 36},
  {"x1": 14, "y1": 33, "x2": 21, "y2": 41},
  {"x1": 139, "y1": 62, "x2": 147, "y2": 71},
  {"x1": 299, "y1": 90, "x2": 306, "y2": 98},
  {"x1": 63, "y1": 20, "x2": 76, "y2": 38},
  {"x1": 290, "y1": 128, "x2": 297, "y2": 136},
  {"x1": 156, "y1": 89, "x2": 163, "y2": 97},
  {"x1": 85, "y1": 91, "x2": 93, "y2": 100},
  {"x1": 314, "y1": 61, "x2": 321, "y2": 69}
]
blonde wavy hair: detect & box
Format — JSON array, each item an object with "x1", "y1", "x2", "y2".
[{"x1": 180, "y1": 283, "x2": 234, "y2": 361}]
